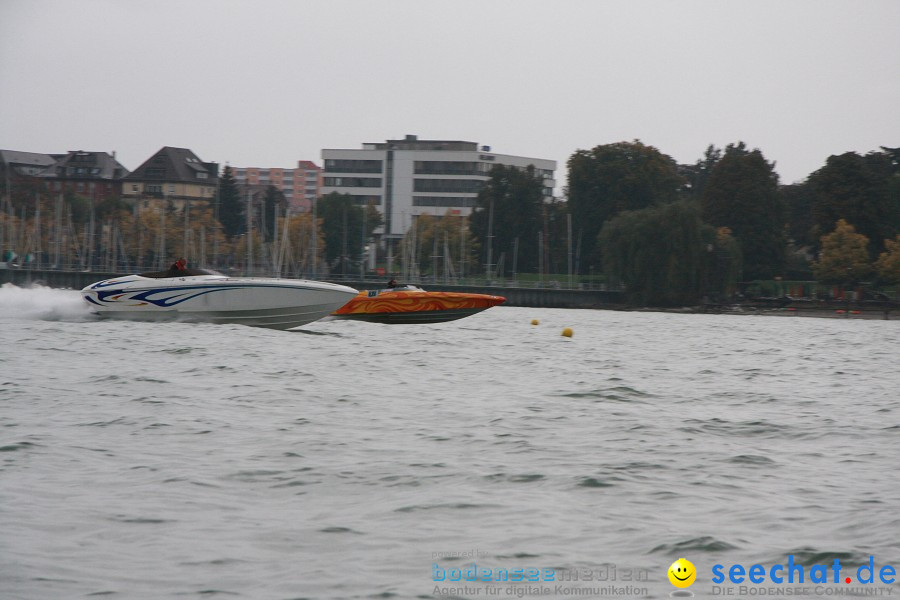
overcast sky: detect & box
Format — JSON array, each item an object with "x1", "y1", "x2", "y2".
[{"x1": 1, "y1": 0, "x2": 898, "y2": 189}]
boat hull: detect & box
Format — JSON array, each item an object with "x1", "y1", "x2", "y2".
[
  {"x1": 82, "y1": 275, "x2": 359, "y2": 330},
  {"x1": 331, "y1": 288, "x2": 506, "y2": 324}
]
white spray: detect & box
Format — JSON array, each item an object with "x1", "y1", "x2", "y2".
[{"x1": 0, "y1": 283, "x2": 94, "y2": 322}]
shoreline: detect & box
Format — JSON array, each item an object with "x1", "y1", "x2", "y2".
[
  {"x1": 2, "y1": 267, "x2": 895, "y2": 319},
  {"x1": 628, "y1": 304, "x2": 895, "y2": 320}
]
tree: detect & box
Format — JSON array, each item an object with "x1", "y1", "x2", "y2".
[
  {"x1": 567, "y1": 140, "x2": 684, "y2": 273},
  {"x1": 541, "y1": 199, "x2": 573, "y2": 277},
  {"x1": 812, "y1": 219, "x2": 872, "y2": 285},
  {"x1": 807, "y1": 149, "x2": 899, "y2": 257},
  {"x1": 95, "y1": 196, "x2": 128, "y2": 221},
  {"x1": 126, "y1": 204, "x2": 229, "y2": 270},
  {"x1": 780, "y1": 183, "x2": 815, "y2": 249},
  {"x1": 318, "y1": 192, "x2": 382, "y2": 273},
  {"x1": 875, "y1": 235, "x2": 900, "y2": 284},
  {"x1": 469, "y1": 164, "x2": 545, "y2": 275},
  {"x1": 405, "y1": 212, "x2": 477, "y2": 279},
  {"x1": 262, "y1": 185, "x2": 285, "y2": 243},
  {"x1": 277, "y1": 212, "x2": 323, "y2": 276},
  {"x1": 598, "y1": 200, "x2": 734, "y2": 306},
  {"x1": 709, "y1": 227, "x2": 742, "y2": 300},
  {"x1": 679, "y1": 144, "x2": 722, "y2": 200},
  {"x1": 701, "y1": 142, "x2": 785, "y2": 280},
  {"x1": 217, "y1": 165, "x2": 244, "y2": 238}
]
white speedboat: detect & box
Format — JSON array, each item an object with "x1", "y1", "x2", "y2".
[{"x1": 81, "y1": 269, "x2": 358, "y2": 330}]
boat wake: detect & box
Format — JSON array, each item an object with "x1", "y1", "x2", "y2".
[{"x1": 0, "y1": 283, "x2": 95, "y2": 322}]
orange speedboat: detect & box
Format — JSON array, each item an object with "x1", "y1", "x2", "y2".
[{"x1": 331, "y1": 284, "x2": 506, "y2": 324}]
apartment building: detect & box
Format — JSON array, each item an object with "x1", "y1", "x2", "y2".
[
  {"x1": 321, "y1": 135, "x2": 556, "y2": 238},
  {"x1": 229, "y1": 160, "x2": 322, "y2": 213}
]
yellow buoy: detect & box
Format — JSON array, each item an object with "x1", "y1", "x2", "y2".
[
  {"x1": 561, "y1": 327, "x2": 573, "y2": 338},
  {"x1": 531, "y1": 319, "x2": 540, "y2": 326}
]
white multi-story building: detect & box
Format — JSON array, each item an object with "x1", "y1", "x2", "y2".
[{"x1": 321, "y1": 135, "x2": 556, "y2": 239}]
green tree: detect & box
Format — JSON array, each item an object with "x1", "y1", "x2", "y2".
[
  {"x1": 780, "y1": 183, "x2": 815, "y2": 249},
  {"x1": 262, "y1": 185, "x2": 285, "y2": 243},
  {"x1": 95, "y1": 196, "x2": 128, "y2": 221},
  {"x1": 406, "y1": 212, "x2": 477, "y2": 279},
  {"x1": 469, "y1": 164, "x2": 545, "y2": 275},
  {"x1": 318, "y1": 192, "x2": 382, "y2": 274},
  {"x1": 874, "y1": 235, "x2": 900, "y2": 284},
  {"x1": 567, "y1": 140, "x2": 684, "y2": 273},
  {"x1": 709, "y1": 227, "x2": 743, "y2": 299},
  {"x1": 541, "y1": 199, "x2": 573, "y2": 277},
  {"x1": 65, "y1": 192, "x2": 91, "y2": 224},
  {"x1": 679, "y1": 144, "x2": 722, "y2": 200},
  {"x1": 812, "y1": 219, "x2": 872, "y2": 285},
  {"x1": 598, "y1": 200, "x2": 733, "y2": 306},
  {"x1": 217, "y1": 165, "x2": 244, "y2": 238},
  {"x1": 701, "y1": 142, "x2": 785, "y2": 280},
  {"x1": 807, "y1": 149, "x2": 899, "y2": 256}
]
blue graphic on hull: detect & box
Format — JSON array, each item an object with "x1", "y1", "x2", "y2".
[{"x1": 92, "y1": 285, "x2": 253, "y2": 308}]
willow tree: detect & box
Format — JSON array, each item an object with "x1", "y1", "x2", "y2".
[{"x1": 599, "y1": 200, "x2": 735, "y2": 306}]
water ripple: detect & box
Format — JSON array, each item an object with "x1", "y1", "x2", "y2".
[{"x1": 1, "y1": 292, "x2": 898, "y2": 598}]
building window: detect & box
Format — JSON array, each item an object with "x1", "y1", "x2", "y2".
[
  {"x1": 323, "y1": 177, "x2": 382, "y2": 188},
  {"x1": 168, "y1": 185, "x2": 175, "y2": 194},
  {"x1": 196, "y1": 172, "x2": 208, "y2": 179},
  {"x1": 413, "y1": 179, "x2": 483, "y2": 194},
  {"x1": 349, "y1": 195, "x2": 382, "y2": 206},
  {"x1": 413, "y1": 196, "x2": 478, "y2": 207},
  {"x1": 414, "y1": 161, "x2": 487, "y2": 176},
  {"x1": 324, "y1": 159, "x2": 383, "y2": 173}
]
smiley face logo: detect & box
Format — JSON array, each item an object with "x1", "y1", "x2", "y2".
[{"x1": 668, "y1": 558, "x2": 696, "y2": 588}]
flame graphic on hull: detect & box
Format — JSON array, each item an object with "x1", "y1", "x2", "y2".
[{"x1": 332, "y1": 289, "x2": 505, "y2": 324}]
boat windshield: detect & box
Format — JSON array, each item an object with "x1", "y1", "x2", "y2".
[
  {"x1": 383, "y1": 284, "x2": 422, "y2": 292},
  {"x1": 138, "y1": 268, "x2": 224, "y2": 278}
]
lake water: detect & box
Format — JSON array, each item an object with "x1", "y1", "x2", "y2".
[{"x1": 1, "y1": 284, "x2": 898, "y2": 600}]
